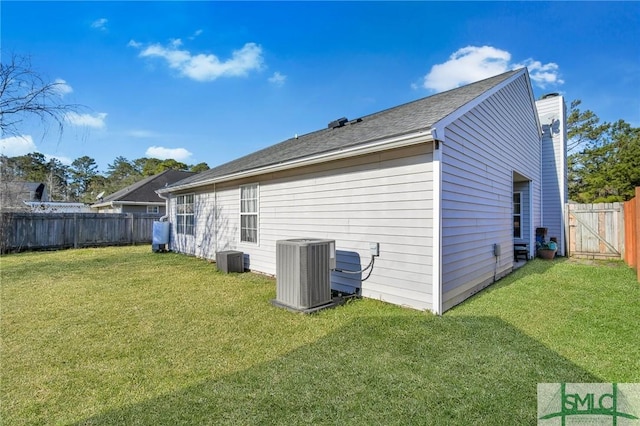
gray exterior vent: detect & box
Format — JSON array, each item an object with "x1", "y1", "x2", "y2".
[
  {"x1": 328, "y1": 117, "x2": 348, "y2": 129},
  {"x1": 275, "y1": 239, "x2": 336, "y2": 311}
]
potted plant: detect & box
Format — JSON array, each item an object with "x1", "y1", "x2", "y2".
[{"x1": 537, "y1": 240, "x2": 557, "y2": 260}]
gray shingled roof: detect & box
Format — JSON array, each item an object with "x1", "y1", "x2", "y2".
[
  {"x1": 96, "y1": 169, "x2": 195, "y2": 205},
  {"x1": 169, "y1": 69, "x2": 521, "y2": 189}
]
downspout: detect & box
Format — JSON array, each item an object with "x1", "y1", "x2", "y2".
[
  {"x1": 539, "y1": 123, "x2": 544, "y2": 246},
  {"x1": 157, "y1": 192, "x2": 170, "y2": 222},
  {"x1": 431, "y1": 130, "x2": 443, "y2": 315},
  {"x1": 559, "y1": 96, "x2": 568, "y2": 256},
  {"x1": 214, "y1": 182, "x2": 218, "y2": 254}
]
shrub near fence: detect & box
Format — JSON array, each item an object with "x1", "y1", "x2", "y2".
[{"x1": 0, "y1": 213, "x2": 159, "y2": 253}]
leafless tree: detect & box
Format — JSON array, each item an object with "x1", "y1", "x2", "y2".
[{"x1": 0, "y1": 53, "x2": 80, "y2": 138}]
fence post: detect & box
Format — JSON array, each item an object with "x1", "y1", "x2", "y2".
[
  {"x1": 128, "y1": 213, "x2": 134, "y2": 244},
  {"x1": 564, "y1": 203, "x2": 571, "y2": 258},
  {"x1": 636, "y1": 187, "x2": 640, "y2": 282},
  {"x1": 73, "y1": 213, "x2": 78, "y2": 249}
]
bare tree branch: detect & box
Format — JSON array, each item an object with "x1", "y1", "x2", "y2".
[{"x1": 0, "y1": 53, "x2": 82, "y2": 138}]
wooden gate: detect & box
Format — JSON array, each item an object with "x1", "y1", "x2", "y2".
[{"x1": 566, "y1": 203, "x2": 624, "y2": 259}]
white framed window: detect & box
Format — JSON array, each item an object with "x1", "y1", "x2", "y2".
[
  {"x1": 176, "y1": 194, "x2": 194, "y2": 235},
  {"x1": 240, "y1": 184, "x2": 258, "y2": 243},
  {"x1": 147, "y1": 205, "x2": 159, "y2": 214},
  {"x1": 513, "y1": 192, "x2": 522, "y2": 238}
]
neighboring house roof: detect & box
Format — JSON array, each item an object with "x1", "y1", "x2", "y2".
[
  {"x1": 92, "y1": 169, "x2": 195, "y2": 208},
  {"x1": 1, "y1": 181, "x2": 48, "y2": 211},
  {"x1": 162, "y1": 69, "x2": 522, "y2": 193}
]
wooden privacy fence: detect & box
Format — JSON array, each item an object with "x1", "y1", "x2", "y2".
[
  {"x1": 0, "y1": 213, "x2": 158, "y2": 253},
  {"x1": 566, "y1": 202, "x2": 624, "y2": 260}
]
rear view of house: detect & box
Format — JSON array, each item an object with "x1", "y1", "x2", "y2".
[{"x1": 158, "y1": 68, "x2": 567, "y2": 314}]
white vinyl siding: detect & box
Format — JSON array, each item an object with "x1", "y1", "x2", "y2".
[
  {"x1": 440, "y1": 73, "x2": 542, "y2": 311},
  {"x1": 258, "y1": 145, "x2": 434, "y2": 310},
  {"x1": 170, "y1": 144, "x2": 434, "y2": 311},
  {"x1": 537, "y1": 95, "x2": 567, "y2": 256}
]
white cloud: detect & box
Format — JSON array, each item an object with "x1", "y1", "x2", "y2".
[
  {"x1": 145, "y1": 146, "x2": 192, "y2": 161},
  {"x1": 91, "y1": 18, "x2": 108, "y2": 31},
  {"x1": 128, "y1": 129, "x2": 159, "y2": 138},
  {"x1": 133, "y1": 40, "x2": 264, "y2": 82},
  {"x1": 189, "y1": 29, "x2": 203, "y2": 40},
  {"x1": 0, "y1": 136, "x2": 72, "y2": 164},
  {"x1": 514, "y1": 59, "x2": 564, "y2": 88},
  {"x1": 65, "y1": 112, "x2": 107, "y2": 129},
  {"x1": 422, "y1": 45, "x2": 562, "y2": 92},
  {"x1": 53, "y1": 78, "x2": 73, "y2": 96},
  {"x1": 0, "y1": 135, "x2": 37, "y2": 157},
  {"x1": 127, "y1": 39, "x2": 142, "y2": 48},
  {"x1": 45, "y1": 154, "x2": 72, "y2": 166},
  {"x1": 268, "y1": 71, "x2": 287, "y2": 87}
]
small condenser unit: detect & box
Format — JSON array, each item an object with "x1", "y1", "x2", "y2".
[
  {"x1": 216, "y1": 250, "x2": 244, "y2": 273},
  {"x1": 275, "y1": 238, "x2": 336, "y2": 311}
]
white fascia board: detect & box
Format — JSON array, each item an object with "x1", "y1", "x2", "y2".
[
  {"x1": 430, "y1": 68, "x2": 532, "y2": 138},
  {"x1": 92, "y1": 201, "x2": 163, "y2": 208},
  {"x1": 158, "y1": 129, "x2": 434, "y2": 194},
  {"x1": 524, "y1": 71, "x2": 544, "y2": 138},
  {"x1": 113, "y1": 201, "x2": 164, "y2": 206}
]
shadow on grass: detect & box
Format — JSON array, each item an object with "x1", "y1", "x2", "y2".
[{"x1": 77, "y1": 314, "x2": 600, "y2": 425}]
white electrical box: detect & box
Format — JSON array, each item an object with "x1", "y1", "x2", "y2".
[{"x1": 370, "y1": 242, "x2": 380, "y2": 257}]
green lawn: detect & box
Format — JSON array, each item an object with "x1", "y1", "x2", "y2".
[{"x1": 1, "y1": 246, "x2": 638, "y2": 425}]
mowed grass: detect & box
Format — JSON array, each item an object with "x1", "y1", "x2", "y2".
[{"x1": 1, "y1": 246, "x2": 638, "y2": 425}]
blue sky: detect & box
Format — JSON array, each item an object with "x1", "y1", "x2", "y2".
[{"x1": 2, "y1": 1, "x2": 639, "y2": 172}]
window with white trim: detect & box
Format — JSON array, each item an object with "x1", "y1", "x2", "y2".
[
  {"x1": 513, "y1": 192, "x2": 522, "y2": 238},
  {"x1": 176, "y1": 194, "x2": 194, "y2": 235},
  {"x1": 240, "y1": 184, "x2": 258, "y2": 243},
  {"x1": 147, "y1": 205, "x2": 159, "y2": 214}
]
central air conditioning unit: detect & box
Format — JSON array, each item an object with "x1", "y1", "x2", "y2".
[{"x1": 274, "y1": 238, "x2": 336, "y2": 312}]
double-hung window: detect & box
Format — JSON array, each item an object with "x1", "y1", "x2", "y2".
[
  {"x1": 240, "y1": 184, "x2": 258, "y2": 243},
  {"x1": 513, "y1": 192, "x2": 522, "y2": 238},
  {"x1": 176, "y1": 194, "x2": 194, "y2": 235}
]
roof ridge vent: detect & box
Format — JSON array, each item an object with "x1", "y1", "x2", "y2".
[{"x1": 328, "y1": 117, "x2": 348, "y2": 129}]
